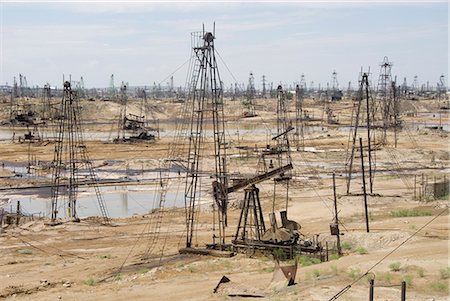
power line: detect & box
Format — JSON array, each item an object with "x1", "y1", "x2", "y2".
[{"x1": 328, "y1": 204, "x2": 449, "y2": 300}]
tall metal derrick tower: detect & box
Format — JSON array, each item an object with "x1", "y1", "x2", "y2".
[
  {"x1": 184, "y1": 27, "x2": 228, "y2": 248},
  {"x1": 274, "y1": 85, "x2": 293, "y2": 204},
  {"x1": 242, "y1": 72, "x2": 257, "y2": 117},
  {"x1": 345, "y1": 71, "x2": 376, "y2": 194},
  {"x1": 438, "y1": 75, "x2": 447, "y2": 100},
  {"x1": 376, "y1": 56, "x2": 394, "y2": 144},
  {"x1": 262, "y1": 75, "x2": 267, "y2": 98},
  {"x1": 50, "y1": 80, "x2": 109, "y2": 224},
  {"x1": 116, "y1": 82, "x2": 128, "y2": 140},
  {"x1": 295, "y1": 82, "x2": 305, "y2": 151}
]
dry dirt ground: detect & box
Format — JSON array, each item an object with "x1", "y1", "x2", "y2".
[{"x1": 0, "y1": 96, "x2": 449, "y2": 301}]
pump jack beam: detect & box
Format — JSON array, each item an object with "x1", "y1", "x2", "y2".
[{"x1": 225, "y1": 163, "x2": 293, "y2": 194}]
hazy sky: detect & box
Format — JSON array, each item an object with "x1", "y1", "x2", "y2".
[{"x1": 1, "y1": 1, "x2": 448, "y2": 89}]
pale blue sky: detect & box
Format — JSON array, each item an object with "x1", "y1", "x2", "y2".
[{"x1": 1, "y1": 1, "x2": 448, "y2": 89}]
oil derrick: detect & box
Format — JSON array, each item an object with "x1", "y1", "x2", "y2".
[
  {"x1": 330, "y1": 70, "x2": 342, "y2": 101},
  {"x1": 50, "y1": 80, "x2": 109, "y2": 224},
  {"x1": 294, "y1": 83, "x2": 305, "y2": 151},
  {"x1": 299, "y1": 74, "x2": 307, "y2": 95},
  {"x1": 273, "y1": 85, "x2": 293, "y2": 204},
  {"x1": 183, "y1": 27, "x2": 228, "y2": 249},
  {"x1": 108, "y1": 74, "x2": 116, "y2": 100},
  {"x1": 234, "y1": 85, "x2": 298, "y2": 251},
  {"x1": 116, "y1": 82, "x2": 128, "y2": 140},
  {"x1": 346, "y1": 81, "x2": 353, "y2": 98},
  {"x1": 42, "y1": 84, "x2": 52, "y2": 121},
  {"x1": 391, "y1": 81, "x2": 400, "y2": 148},
  {"x1": 262, "y1": 75, "x2": 267, "y2": 98},
  {"x1": 115, "y1": 82, "x2": 155, "y2": 143},
  {"x1": 242, "y1": 72, "x2": 257, "y2": 117},
  {"x1": 401, "y1": 77, "x2": 408, "y2": 97},
  {"x1": 412, "y1": 75, "x2": 419, "y2": 96},
  {"x1": 376, "y1": 56, "x2": 394, "y2": 144},
  {"x1": 12, "y1": 77, "x2": 18, "y2": 100},
  {"x1": 345, "y1": 71, "x2": 376, "y2": 194},
  {"x1": 438, "y1": 75, "x2": 446, "y2": 100},
  {"x1": 75, "y1": 76, "x2": 86, "y2": 99},
  {"x1": 19, "y1": 74, "x2": 25, "y2": 97}
]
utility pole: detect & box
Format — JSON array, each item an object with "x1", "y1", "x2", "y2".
[
  {"x1": 332, "y1": 173, "x2": 342, "y2": 255},
  {"x1": 295, "y1": 84, "x2": 305, "y2": 151},
  {"x1": 360, "y1": 137, "x2": 370, "y2": 233},
  {"x1": 364, "y1": 74, "x2": 374, "y2": 194}
]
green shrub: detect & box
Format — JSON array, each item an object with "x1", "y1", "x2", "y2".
[
  {"x1": 348, "y1": 268, "x2": 360, "y2": 280},
  {"x1": 389, "y1": 262, "x2": 401, "y2": 272},
  {"x1": 376, "y1": 271, "x2": 393, "y2": 284},
  {"x1": 18, "y1": 249, "x2": 32, "y2": 255},
  {"x1": 298, "y1": 255, "x2": 321, "y2": 267},
  {"x1": 439, "y1": 267, "x2": 450, "y2": 279},
  {"x1": 382, "y1": 272, "x2": 393, "y2": 284},
  {"x1": 341, "y1": 241, "x2": 353, "y2": 251},
  {"x1": 138, "y1": 268, "x2": 150, "y2": 274},
  {"x1": 417, "y1": 267, "x2": 425, "y2": 278},
  {"x1": 84, "y1": 277, "x2": 97, "y2": 286},
  {"x1": 402, "y1": 275, "x2": 413, "y2": 286},
  {"x1": 356, "y1": 247, "x2": 368, "y2": 255},
  {"x1": 265, "y1": 267, "x2": 274, "y2": 273},
  {"x1": 389, "y1": 209, "x2": 432, "y2": 217},
  {"x1": 430, "y1": 281, "x2": 448, "y2": 291},
  {"x1": 272, "y1": 248, "x2": 286, "y2": 261},
  {"x1": 329, "y1": 254, "x2": 340, "y2": 260}
]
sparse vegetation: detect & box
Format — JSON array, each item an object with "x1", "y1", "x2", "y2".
[
  {"x1": 84, "y1": 277, "x2": 98, "y2": 286},
  {"x1": 417, "y1": 267, "x2": 425, "y2": 278},
  {"x1": 114, "y1": 273, "x2": 123, "y2": 281},
  {"x1": 341, "y1": 241, "x2": 353, "y2": 251},
  {"x1": 355, "y1": 246, "x2": 368, "y2": 255},
  {"x1": 329, "y1": 254, "x2": 340, "y2": 261},
  {"x1": 99, "y1": 254, "x2": 111, "y2": 259},
  {"x1": 312, "y1": 269, "x2": 320, "y2": 278},
  {"x1": 380, "y1": 272, "x2": 393, "y2": 284},
  {"x1": 430, "y1": 281, "x2": 448, "y2": 291},
  {"x1": 348, "y1": 268, "x2": 361, "y2": 280},
  {"x1": 138, "y1": 268, "x2": 150, "y2": 274},
  {"x1": 439, "y1": 267, "x2": 450, "y2": 279},
  {"x1": 402, "y1": 274, "x2": 413, "y2": 286},
  {"x1": 188, "y1": 266, "x2": 197, "y2": 273},
  {"x1": 330, "y1": 264, "x2": 338, "y2": 275},
  {"x1": 272, "y1": 248, "x2": 287, "y2": 261},
  {"x1": 298, "y1": 255, "x2": 321, "y2": 267},
  {"x1": 18, "y1": 249, "x2": 33, "y2": 255},
  {"x1": 389, "y1": 262, "x2": 401, "y2": 272},
  {"x1": 389, "y1": 209, "x2": 432, "y2": 217},
  {"x1": 265, "y1": 267, "x2": 274, "y2": 273}
]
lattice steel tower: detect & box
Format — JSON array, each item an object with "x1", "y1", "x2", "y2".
[
  {"x1": 184, "y1": 26, "x2": 228, "y2": 248},
  {"x1": 295, "y1": 83, "x2": 305, "y2": 151},
  {"x1": 376, "y1": 56, "x2": 393, "y2": 143},
  {"x1": 50, "y1": 80, "x2": 109, "y2": 224},
  {"x1": 345, "y1": 71, "x2": 376, "y2": 194}
]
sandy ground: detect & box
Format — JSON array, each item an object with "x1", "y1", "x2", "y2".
[{"x1": 0, "y1": 96, "x2": 449, "y2": 301}]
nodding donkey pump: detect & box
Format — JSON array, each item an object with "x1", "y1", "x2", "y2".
[{"x1": 263, "y1": 210, "x2": 301, "y2": 245}]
